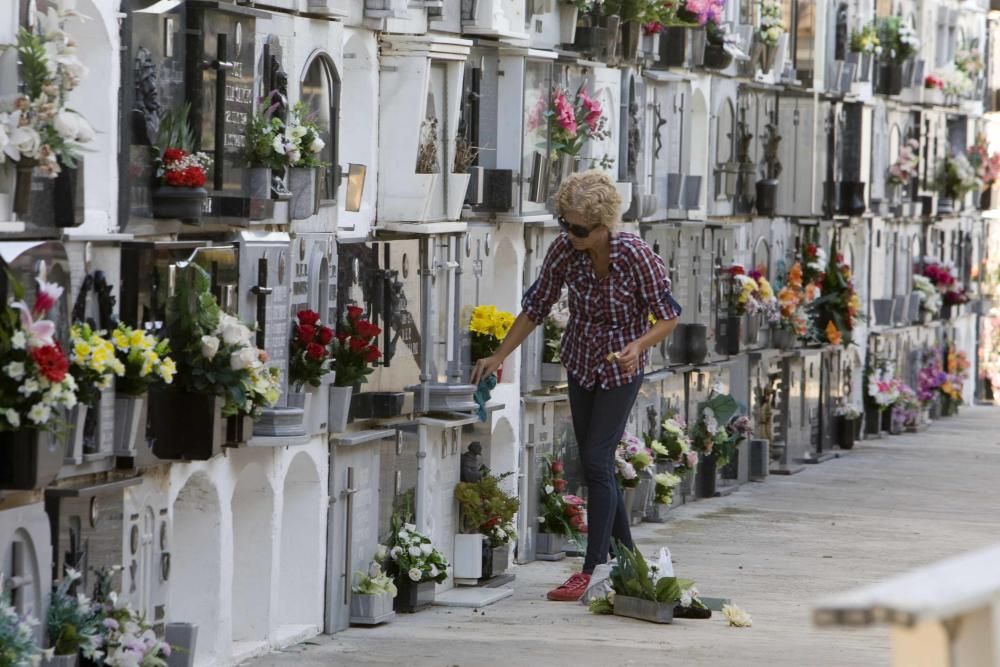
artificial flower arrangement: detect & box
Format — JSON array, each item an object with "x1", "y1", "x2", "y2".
[
  {"x1": 924, "y1": 74, "x2": 945, "y2": 90},
  {"x1": 850, "y1": 23, "x2": 881, "y2": 55},
  {"x1": 756, "y1": 0, "x2": 785, "y2": 47},
  {"x1": 0, "y1": 0, "x2": 93, "y2": 179},
  {"x1": 45, "y1": 567, "x2": 102, "y2": 662},
  {"x1": 153, "y1": 104, "x2": 212, "y2": 191},
  {"x1": 111, "y1": 324, "x2": 176, "y2": 397},
  {"x1": 331, "y1": 305, "x2": 381, "y2": 388},
  {"x1": 724, "y1": 265, "x2": 761, "y2": 316},
  {"x1": 917, "y1": 350, "x2": 947, "y2": 406},
  {"x1": 539, "y1": 456, "x2": 588, "y2": 538},
  {"x1": 529, "y1": 86, "x2": 613, "y2": 169},
  {"x1": 88, "y1": 569, "x2": 173, "y2": 667},
  {"x1": 385, "y1": 515, "x2": 449, "y2": 585},
  {"x1": 0, "y1": 575, "x2": 42, "y2": 666},
  {"x1": 750, "y1": 270, "x2": 780, "y2": 325},
  {"x1": 354, "y1": 546, "x2": 398, "y2": 598},
  {"x1": 834, "y1": 401, "x2": 863, "y2": 421},
  {"x1": 954, "y1": 45, "x2": 985, "y2": 77},
  {"x1": 244, "y1": 95, "x2": 326, "y2": 171},
  {"x1": 289, "y1": 309, "x2": 334, "y2": 391},
  {"x1": 887, "y1": 138, "x2": 920, "y2": 186},
  {"x1": 676, "y1": 0, "x2": 726, "y2": 26},
  {"x1": 69, "y1": 323, "x2": 124, "y2": 407},
  {"x1": 810, "y1": 237, "x2": 861, "y2": 346},
  {"x1": 877, "y1": 16, "x2": 920, "y2": 65},
  {"x1": 652, "y1": 470, "x2": 682, "y2": 505},
  {"x1": 615, "y1": 431, "x2": 655, "y2": 488},
  {"x1": 890, "y1": 382, "x2": 921, "y2": 431},
  {"x1": 281, "y1": 102, "x2": 328, "y2": 169},
  {"x1": 0, "y1": 263, "x2": 78, "y2": 432},
  {"x1": 542, "y1": 290, "x2": 570, "y2": 364},
  {"x1": 166, "y1": 263, "x2": 280, "y2": 418},
  {"x1": 776, "y1": 261, "x2": 811, "y2": 337},
  {"x1": 912, "y1": 274, "x2": 942, "y2": 317},
  {"x1": 454, "y1": 468, "x2": 520, "y2": 548},
  {"x1": 469, "y1": 304, "x2": 515, "y2": 363},
  {"x1": 802, "y1": 241, "x2": 828, "y2": 286},
  {"x1": 642, "y1": 0, "x2": 722, "y2": 33},
  {"x1": 968, "y1": 134, "x2": 1000, "y2": 189},
  {"x1": 938, "y1": 66, "x2": 975, "y2": 98},
  {"x1": 649, "y1": 413, "x2": 699, "y2": 472},
  {"x1": 981, "y1": 311, "x2": 1000, "y2": 396},
  {"x1": 919, "y1": 257, "x2": 969, "y2": 307},
  {"x1": 933, "y1": 153, "x2": 981, "y2": 202},
  {"x1": 688, "y1": 392, "x2": 751, "y2": 467},
  {"x1": 866, "y1": 359, "x2": 900, "y2": 411},
  {"x1": 943, "y1": 345, "x2": 970, "y2": 404}
]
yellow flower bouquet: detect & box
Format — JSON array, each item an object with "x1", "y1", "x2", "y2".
[
  {"x1": 111, "y1": 323, "x2": 176, "y2": 396},
  {"x1": 469, "y1": 305, "x2": 514, "y2": 362},
  {"x1": 70, "y1": 323, "x2": 124, "y2": 406}
]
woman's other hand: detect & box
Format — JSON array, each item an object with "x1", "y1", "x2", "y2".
[
  {"x1": 471, "y1": 353, "x2": 504, "y2": 385},
  {"x1": 615, "y1": 340, "x2": 645, "y2": 374}
]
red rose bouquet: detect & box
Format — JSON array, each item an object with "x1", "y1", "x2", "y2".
[
  {"x1": 159, "y1": 147, "x2": 212, "y2": 188},
  {"x1": 331, "y1": 305, "x2": 382, "y2": 388},
  {"x1": 538, "y1": 456, "x2": 587, "y2": 539},
  {"x1": 289, "y1": 309, "x2": 334, "y2": 390}
]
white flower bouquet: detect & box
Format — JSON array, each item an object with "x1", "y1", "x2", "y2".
[{"x1": 387, "y1": 519, "x2": 449, "y2": 585}]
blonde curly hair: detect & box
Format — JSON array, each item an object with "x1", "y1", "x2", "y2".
[{"x1": 554, "y1": 170, "x2": 622, "y2": 231}]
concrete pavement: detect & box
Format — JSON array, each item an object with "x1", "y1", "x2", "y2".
[{"x1": 244, "y1": 405, "x2": 1000, "y2": 667}]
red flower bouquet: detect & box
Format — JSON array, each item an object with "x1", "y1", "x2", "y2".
[
  {"x1": 159, "y1": 147, "x2": 212, "y2": 189},
  {"x1": 539, "y1": 456, "x2": 587, "y2": 539},
  {"x1": 289, "y1": 309, "x2": 334, "y2": 390},
  {"x1": 331, "y1": 305, "x2": 382, "y2": 388}
]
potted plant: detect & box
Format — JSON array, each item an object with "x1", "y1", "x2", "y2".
[
  {"x1": 150, "y1": 264, "x2": 280, "y2": 460},
  {"x1": 848, "y1": 23, "x2": 881, "y2": 82},
  {"x1": 350, "y1": 548, "x2": 397, "y2": 626},
  {"x1": 287, "y1": 309, "x2": 334, "y2": 436},
  {"x1": 537, "y1": 456, "x2": 587, "y2": 555},
  {"x1": 756, "y1": 119, "x2": 781, "y2": 217},
  {"x1": 469, "y1": 304, "x2": 515, "y2": 383},
  {"x1": 329, "y1": 305, "x2": 381, "y2": 432},
  {"x1": 67, "y1": 323, "x2": 122, "y2": 458},
  {"x1": 453, "y1": 469, "x2": 519, "y2": 582},
  {"x1": 932, "y1": 153, "x2": 980, "y2": 215},
  {"x1": 111, "y1": 324, "x2": 175, "y2": 457},
  {"x1": 605, "y1": 542, "x2": 697, "y2": 624},
  {"x1": 0, "y1": 5, "x2": 93, "y2": 220},
  {"x1": 44, "y1": 568, "x2": 102, "y2": 667},
  {"x1": 285, "y1": 102, "x2": 328, "y2": 220},
  {"x1": 150, "y1": 104, "x2": 212, "y2": 223},
  {"x1": 689, "y1": 393, "x2": 751, "y2": 498},
  {"x1": 385, "y1": 516, "x2": 449, "y2": 613},
  {"x1": 1, "y1": 581, "x2": 42, "y2": 666},
  {"x1": 0, "y1": 263, "x2": 77, "y2": 490},
  {"x1": 243, "y1": 94, "x2": 293, "y2": 201}
]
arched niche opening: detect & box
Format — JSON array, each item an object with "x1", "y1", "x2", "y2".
[
  {"x1": 753, "y1": 237, "x2": 771, "y2": 277},
  {"x1": 3, "y1": 527, "x2": 42, "y2": 623},
  {"x1": 301, "y1": 51, "x2": 341, "y2": 203},
  {"x1": 172, "y1": 473, "x2": 222, "y2": 664},
  {"x1": 231, "y1": 464, "x2": 274, "y2": 644},
  {"x1": 277, "y1": 453, "x2": 323, "y2": 630}
]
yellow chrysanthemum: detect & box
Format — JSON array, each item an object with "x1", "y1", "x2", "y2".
[
  {"x1": 73, "y1": 341, "x2": 92, "y2": 360},
  {"x1": 158, "y1": 358, "x2": 177, "y2": 384},
  {"x1": 111, "y1": 359, "x2": 126, "y2": 376},
  {"x1": 494, "y1": 312, "x2": 515, "y2": 340},
  {"x1": 129, "y1": 328, "x2": 151, "y2": 350},
  {"x1": 470, "y1": 315, "x2": 494, "y2": 335}
]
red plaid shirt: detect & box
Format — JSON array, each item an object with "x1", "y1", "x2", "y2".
[{"x1": 523, "y1": 232, "x2": 679, "y2": 390}]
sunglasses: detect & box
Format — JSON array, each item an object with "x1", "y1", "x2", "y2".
[{"x1": 558, "y1": 216, "x2": 598, "y2": 239}]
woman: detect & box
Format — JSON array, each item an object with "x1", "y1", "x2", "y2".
[{"x1": 471, "y1": 170, "x2": 680, "y2": 601}]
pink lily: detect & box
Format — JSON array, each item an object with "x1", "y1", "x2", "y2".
[{"x1": 11, "y1": 301, "x2": 56, "y2": 348}]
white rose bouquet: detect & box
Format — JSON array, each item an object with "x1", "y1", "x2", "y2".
[{"x1": 385, "y1": 517, "x2": 449, "y2": 585}]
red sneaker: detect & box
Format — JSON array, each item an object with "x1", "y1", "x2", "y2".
[{"x1": 546, "y1": 572, "x2": 591, "y2": 602}]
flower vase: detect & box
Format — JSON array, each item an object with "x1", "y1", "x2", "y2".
[
  {"x1": 703, "y1": 43, "x2": 733, "y2": 70},
  {"x1": 289, "y1": 167, "x2": 318, "y2": 220},
  {"x1": 837, "y1": 417, "x2": 857, "y2": 449},
  {"x1": 620, "y1": 20, "x2": 642, "y2": 63},
  {"x1": 535, "y1": 531, "x2": 567, "y2": 556},
  {"x1": 558, "y1": 2, "x2": 578, "y2": 45},
  {"x1": 41, "y1": 655, "x2": 78, "y2": 667},
  {"x1": 755, "y1": 179, "x2": 778, "y2": 216},
  {"x1": 13, "y1": 159, "x2": 37, "y2": 216},
  {"x1": 686, "y1": 324, "x2": 708, "y2": 364},
  {"x1": 350, "y1": 592, "x2": 395, "y2": 625},
  {"x1": 657, "y1": 26, "x2": 687, "y2": 67},
  {"x1": 246, "y1": 167, "x2": 272, "y2": 200},
  {"x1": 696, "y1": 453, "x2": 718, "y2": 498},
  {"x1": 0, "y1": 429, "x2": 62, "y2": 491},
  {"x1": 113, "y1": 394, "x2": 147, "y2": 457},
  {"x1": 164, "y1": 622, "x2": 198, "y2": 667},
  {"x1": 980, "y1": 189, "x2": 992, "y2": 211},
  {"x1": 760, "y1": 43, "x2": 777, "y2": 73},
  {"x1": 394, "y1": 579, "x2": 435, "y2": 613},
  {"x1": 328, "y1": 385, "x2": 354, "y2": 433},
  {"x1": 151, "y1": 186, "x2": 207, "y2": 222},
  {"x1": 613, "y1": 595, "x2": 675, "y2": 624}
]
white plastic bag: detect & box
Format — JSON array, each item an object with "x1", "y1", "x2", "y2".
[
  {"x1": 580, "y1": 561, "x2": 615, "y2": 604},
  {"x1": 653, "y1": 546, "x2": 674, "y2": 579}
]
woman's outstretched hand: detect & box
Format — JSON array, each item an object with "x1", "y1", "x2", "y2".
[{"x1": 471, "y1": 353, "x2": 504, "y2": 385}]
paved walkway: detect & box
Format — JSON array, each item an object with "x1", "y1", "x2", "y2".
[{"x1": 246, "y1": 406, "x2": 1000, "y2": 667}]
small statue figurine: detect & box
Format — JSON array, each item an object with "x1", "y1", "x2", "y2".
[{"x1": 461, "y1": 442, "x2": 483, "y2": 483}]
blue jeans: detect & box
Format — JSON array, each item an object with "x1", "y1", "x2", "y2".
[{"x1": 568, "y1": 375, "x2": 642, "y2": 573}]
